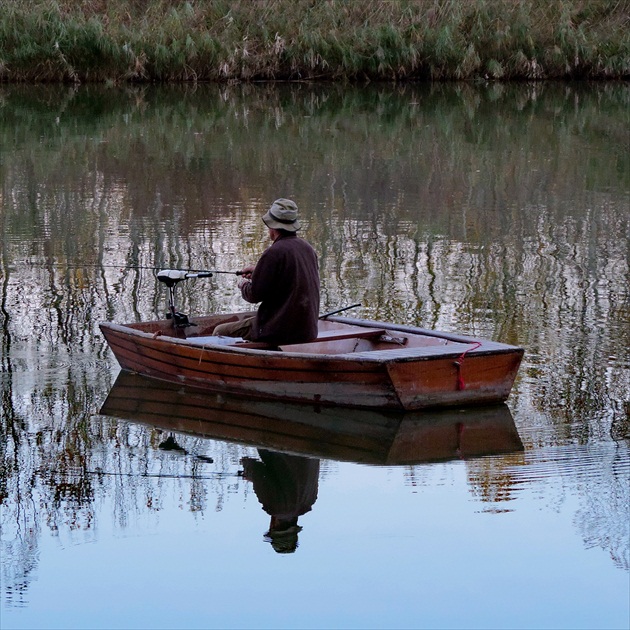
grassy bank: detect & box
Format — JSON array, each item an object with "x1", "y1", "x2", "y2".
[{"x1": 1, "y1": 0, "x2": 629, "y2": 83}]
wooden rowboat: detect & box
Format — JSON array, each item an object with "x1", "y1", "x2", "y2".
[
  {"x1": 100, "y1": 372, "x2": 524, "y2": 465},
  {"x1": 100, "y1": 309, "x2": 523, "y2": 411}
]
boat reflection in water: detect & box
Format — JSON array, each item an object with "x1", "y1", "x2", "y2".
[{"x1": 100, "y1": 372, "x2": 524, "y2": 552}]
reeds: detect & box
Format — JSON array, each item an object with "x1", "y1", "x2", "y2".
[{"x1": 1, "y1": 0, "x2": 628, "y2": 82}]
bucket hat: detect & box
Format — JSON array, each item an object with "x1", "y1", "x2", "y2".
[{"x1": 262, "y1": 199, "x2": 300, "y2": 232}]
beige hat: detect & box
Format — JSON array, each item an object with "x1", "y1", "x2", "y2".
[{"x1": 262, "y1": 198, "x2": 301, "y2": 232}]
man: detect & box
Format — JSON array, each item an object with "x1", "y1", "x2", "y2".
[{"x1": 213, "y1": 198, "x2": 320, "y2": 345}]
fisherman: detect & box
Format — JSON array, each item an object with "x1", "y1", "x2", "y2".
[{"x1": 212, "y1": 198, "x2": 320, "y2": 345}]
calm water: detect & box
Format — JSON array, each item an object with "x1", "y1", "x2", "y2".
[{"x1": 1, "y1": 82, "x2": 629, "y2": 630}]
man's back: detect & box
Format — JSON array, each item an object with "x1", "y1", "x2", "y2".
[{"x1": 242, "y1": 233, "x2": 320, "y2": 344}]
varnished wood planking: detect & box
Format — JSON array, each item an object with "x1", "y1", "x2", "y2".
[
  {"x1": 386, "y1": 349, "x2": 524, "y2": 409},
  {"x1": 100, "y1": 314, "x2": 524, "y2": 410},
  {"x1": 101, "y1": 325, "x2": 400, "y2": 408}
]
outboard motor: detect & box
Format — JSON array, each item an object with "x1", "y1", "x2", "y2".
[{"x1": 156, "y1": 269, "x2": 213, "y2": 329}]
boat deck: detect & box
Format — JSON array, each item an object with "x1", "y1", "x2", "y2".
[{"x1": 175, "y1": 315, "x2": 514, "y2": 360}]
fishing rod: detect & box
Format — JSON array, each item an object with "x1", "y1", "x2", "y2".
[
  {"x1": 15, "y1": 262, "x2": 244, "y2": 275},
  {"x1": 319, "y1": 303, "x2": 362, "y2": 319}
]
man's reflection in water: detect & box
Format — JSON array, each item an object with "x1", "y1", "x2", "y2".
[{"x1": 240, "y1": 449, "x2": 319, "y2": 554}]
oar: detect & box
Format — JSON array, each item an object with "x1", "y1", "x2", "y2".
[{"x1": 319, "y1": 303, "x2": 362, "y2": 319}]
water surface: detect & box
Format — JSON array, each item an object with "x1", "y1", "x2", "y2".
[{"x1": 1, "y1": 82, "x2": 628, "y2": 629}]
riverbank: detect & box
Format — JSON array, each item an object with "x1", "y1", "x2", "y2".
[{"x1": 1, "y1": 0, "x2": 629, "y2": 83}]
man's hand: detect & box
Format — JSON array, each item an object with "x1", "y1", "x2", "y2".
[
  {"x1": 237, "y1": 276, "x2": 250, "y2": 290},
  {"x1": 239, "y1": 264, "x2": 255, "y2": 279}
]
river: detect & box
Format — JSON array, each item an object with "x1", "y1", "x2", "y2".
[{"x1": 1, "y1": 81, "x2": 628, "y2": 629}]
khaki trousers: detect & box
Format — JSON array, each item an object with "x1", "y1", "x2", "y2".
[{"x1": 212, "y1": 315, "x2": 256, "y2": 340}]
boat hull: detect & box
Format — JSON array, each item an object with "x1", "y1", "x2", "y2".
[{"x1": 99, "y1": 314, "x2": 523, "y2": 411}]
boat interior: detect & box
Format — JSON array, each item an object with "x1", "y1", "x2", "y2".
[{"x1": 127, "y1": 312, "x2": 479, "y2": 356}]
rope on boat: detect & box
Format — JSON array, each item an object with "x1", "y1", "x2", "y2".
[{"x1": 454, "y1": 342, "x2": 482, "y2": 390}]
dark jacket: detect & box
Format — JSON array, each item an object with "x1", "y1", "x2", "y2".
[{"x1": 241, "y1": 233, "x2": 320, "y2": 344}]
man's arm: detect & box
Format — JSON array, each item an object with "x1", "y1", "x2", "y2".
[{"x1": 240, "y1": 249, "x2": 278, "y2": 303}]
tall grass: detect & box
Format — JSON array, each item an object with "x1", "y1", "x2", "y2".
[{"x1": 0, "y1": 0, "x2": 628, "y2": 82}]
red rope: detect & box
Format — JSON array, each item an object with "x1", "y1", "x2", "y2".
[{"x1": 454, "y1": 342, "x2": 482, "y2": 390}]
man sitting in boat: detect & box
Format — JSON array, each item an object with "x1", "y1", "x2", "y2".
[{"x1": 213, "y1": 198, "x2": 320, "y2": 345}]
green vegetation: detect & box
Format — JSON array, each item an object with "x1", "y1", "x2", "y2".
[{"x1": 0, "y1": 0, "x2": 628, "y2": 82}]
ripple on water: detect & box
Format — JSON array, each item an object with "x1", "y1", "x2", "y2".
[{"x1": 503, "y1": 440, "x2": 630, "y2": 486}]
